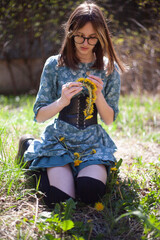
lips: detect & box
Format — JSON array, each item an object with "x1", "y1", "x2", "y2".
[{"x1": 80, "y1": 47, "x2": 89, "y2": 51}]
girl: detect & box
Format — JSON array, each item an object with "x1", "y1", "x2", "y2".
[{"x1": 18, "y1": 1, "x2": 124, "y2": 208}]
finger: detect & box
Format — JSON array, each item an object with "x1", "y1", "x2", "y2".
[
  {"x1": 66, "y1": 82, "x2": 82, "y2": 89},
  {"x1": 68, "y1": 86, "x2": 83, "y2": 93},
  {"x1": 68, "y1": 87, "x2": 83, "y2": 98},
  {"x1": 88, "y1": 75, "x2": 103, "y2": 84},
  {"x1": 88, "y1": 78, "x2": 103, "y2": 89}
]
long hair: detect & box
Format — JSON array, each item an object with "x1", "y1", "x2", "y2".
[{"x1": 58, "y1": 1, "x2": 125, "y2": 74}]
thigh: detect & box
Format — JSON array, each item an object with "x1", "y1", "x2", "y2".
[
  {"x1": 47, "y1": 164, "x2": 75, "y2": 198},
  {"x1": 77, "y1": 164, "x2": 107, "y2": 184}
]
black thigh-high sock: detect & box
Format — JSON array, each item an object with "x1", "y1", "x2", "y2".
[
  {"x1": 46, "y1": 186, "x2": 72, "y2": 208},
  {"x1": 76, "y1": 176, "x2": 106, "y2": 204},
  {"x1": 33, "y1": 170, "x2": 72, "y2": 208}
]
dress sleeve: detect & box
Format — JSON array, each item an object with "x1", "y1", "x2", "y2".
[
  {"x1": 33, "y1": 57, "x2": 58, "y2": 122},
  {"x1": 102, "y1": 65, "x2": 121, "y2": 121}
]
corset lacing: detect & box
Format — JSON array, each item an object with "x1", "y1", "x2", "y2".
[{"x1": 58, "y1": 94, "x2": 97, "y2": 129}]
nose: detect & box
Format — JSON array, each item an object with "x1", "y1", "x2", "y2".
[{"x1": 83, "y1": 38, "x2": 88, "y2": 46}]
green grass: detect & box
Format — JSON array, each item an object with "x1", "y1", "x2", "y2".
[
  {"x1": 102, "y1": 94, "x2": 160, "y2": 143},
  {"x1": 0, "y1": 94, "x2": 160, "y2": 240}
]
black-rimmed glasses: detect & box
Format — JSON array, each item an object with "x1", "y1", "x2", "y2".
[{"x1": 73, "y1": 35, "x2": 98, "y2": 46}]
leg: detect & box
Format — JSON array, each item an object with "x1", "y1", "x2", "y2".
[
  {"x1": 77, "y1": 164, "x2": 107, "y2": 184},
  {"x1": 47, "y1": 164, "x2": 75, "y2": 198},
  {"x1": 76, "y1": 164, "x2": 107, "y2": 204}
]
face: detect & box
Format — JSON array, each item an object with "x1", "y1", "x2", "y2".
[{"x1": 73, "y1": 22, "x2": 98, "y2": 61}]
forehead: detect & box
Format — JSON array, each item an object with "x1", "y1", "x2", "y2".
[{"x1": 76, "y1": 22, "x2": 96, "y2": 35}]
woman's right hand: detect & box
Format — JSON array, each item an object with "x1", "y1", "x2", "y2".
[
  {"x1": 36, "y1": 82, "x2": 82, "y2": 123},
  {"x1": 59, "y1": 82, "x2": 83, "y2": 107}
]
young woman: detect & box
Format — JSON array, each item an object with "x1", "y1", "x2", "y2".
[{"x1": 18, "y1": 1, "x2": 124, "y2": 208}]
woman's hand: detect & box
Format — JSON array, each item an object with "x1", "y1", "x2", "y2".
[
  {"x1": 59, "y1": 82, "x2": 83, "y2": 107},
  {"x1": 87, "y1": 75, "x2": 103, "y2": 98}
]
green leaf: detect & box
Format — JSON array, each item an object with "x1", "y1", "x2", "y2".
[
  {"x1": 63, "y1": 198, "x2": 76, "y2": 220},
  {"x1": 72, "y1": 236, "x2": 85, "y2": 240},
  {"x1": 116, "y1": 158, "x2": 123, "y2": 169},
  {"x1": 59, "y1": 219, "x2": 74, "y2": 231},
  {"x1": 44, "y1": 234, "x2": 60, "y2": 240},
  {"x1": 54, "y1": 203, "x2": 61, "y2": 215}
]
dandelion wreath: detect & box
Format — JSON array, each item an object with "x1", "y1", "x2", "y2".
[{"x1": 76, "y1": 78, "x2": 97, "y2": 120}]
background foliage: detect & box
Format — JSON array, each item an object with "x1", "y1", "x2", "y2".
[{"x1": 0, "y1": 0, "x2": 160, "y2": 94}]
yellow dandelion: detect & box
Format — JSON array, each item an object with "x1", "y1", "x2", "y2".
[
  {"x1": 95, "y1": 202, "x2": 104, "y2": 211},
  {"x1": 115, "y1": 162, "x2": 117, "y2": 165},
  {"x1": 87, "y1": 219, "x2": 93, "y2": 223},
  {"x1": 59, "y1": 137, "x2": 65, "y2": 142},
  {"x1": 23, "y1": 218, "x2": 28, "y2": 222},
  {"x1": 110, "y1": 167, "x2": 117, "y2": 171},
  {"x1": 116, "y1": 181, "x2": 119, "y2": 185},
  {"x1": 92, "y1": 96, "x2": 96, "y2": 102},
  {"x1": 77, "y1": 78, "x2": 84, "y2": 83},
  {"x1": 74, "y1": 152, "x2": 80, "y2": 159},
  {"x1": 85, "y1": 115, "x2": 93, "y2": 120},
  {"x1": 91, "y1": 149, "x2": 96, "y2": 154},
  {"x1": 74, "y1": 160, "x2": 82, "y2": 167}
]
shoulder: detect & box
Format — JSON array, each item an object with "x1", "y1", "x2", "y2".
[{"x1": 44, "y1": 54, "x2": 60, "y2": 68}]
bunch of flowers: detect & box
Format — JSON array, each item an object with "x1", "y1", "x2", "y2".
[
  {"x1": 76, "y1": 78, "x2": 97, "y2": 120},
  {"x1": 73, "y1": 149, "x2": 96, "y2": 167},
  {"x1": 59, "y1": 136, "x2": 97, "y2": 167}
]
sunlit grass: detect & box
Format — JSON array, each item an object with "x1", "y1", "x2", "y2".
[{"x1": 102, "y1": 94, "x2": 160, "y2": 143}]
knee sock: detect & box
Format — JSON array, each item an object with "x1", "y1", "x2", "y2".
[
  {"x1": 34, "y1": 170, "x2": 72, "y2": 208},
  {"x1": 76, "y1": 176, "x2": 106, "y2": 204},
  {"x1": 46, "y1": 186, "x2": 72, "y2": 208}
]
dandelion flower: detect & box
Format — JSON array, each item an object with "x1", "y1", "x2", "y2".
[
  {"x1": 91, "y1": 149, "x2": 96, "y2": 154},
  {"x1": 74, "y1": 160, "x2": 82, "y2": 167},
  {"x1": 87, "y1": 219, "x2": 93, "y2": 223},
  {"x1": 116, "y1": 181, "x2": 119, "y2": 185},
  {"x1": 59, "y1": 137, "x2": 65, "y2": 142},
  {"x1": 85, "y1": 115, "x2": 93, "y2": 120},
  {"x1": 110, "y1": 167, "x2": 117, "y2": 171},
  {"x1": 95, "y1": 202, "x2": 104, "y2": 211},
  {"x1": 74, "y1": 152, "x2": 80, "y2": 159}
]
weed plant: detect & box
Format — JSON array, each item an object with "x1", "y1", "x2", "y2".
[{"x1": 0, "y1": 94, "x2": 160, "y2": 239}]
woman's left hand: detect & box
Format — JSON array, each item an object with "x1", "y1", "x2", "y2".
[{"x1": 87, "y1": 75, "x2": 103, "y2": 97}]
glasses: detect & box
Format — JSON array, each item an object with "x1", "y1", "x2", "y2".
[{"x1": 73, "y1": 35, "x2": 98, "y2": 46}]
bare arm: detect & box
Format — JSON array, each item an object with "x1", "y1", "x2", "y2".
[
  {"x1": 95, "y1": 92, "x2": 114, "y2": 125},
  {"x1": 36, "y1": 82, "x2": 82, "y2": 123},
  {"x1": 88, "y1": 75, "x2": 114, "y2": 125}
]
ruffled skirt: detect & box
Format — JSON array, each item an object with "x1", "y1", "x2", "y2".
[{"x1": 24, "y1": 118, "x2": 117, "y2": 175}]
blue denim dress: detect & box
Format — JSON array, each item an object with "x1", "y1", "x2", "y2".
[{"x1": 24, "y1": 55, "x2": 121, "y2": 176}]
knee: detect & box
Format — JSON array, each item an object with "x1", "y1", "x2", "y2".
[
  {"x1": 45, "y1": 186, "x2": 72, "y2": 208},
  {"x1": 37, "y1": 170, "x2": 72, "y2": 208},
  {"x1": 76, "y1": 177, "x2": 106, "y2": 204}
]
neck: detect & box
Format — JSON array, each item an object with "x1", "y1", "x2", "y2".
[{"x1": 77, "y1": 53, "x2": 95, "y2": 63}]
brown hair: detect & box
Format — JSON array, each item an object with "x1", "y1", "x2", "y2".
[{"x1": 58, "y1": 1, "x2": 125, "y2": 74}]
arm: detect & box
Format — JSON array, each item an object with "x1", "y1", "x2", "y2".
[
  {"x1": 36, "y1": 82, "x2": 83, "y2": 123},
  {"x1": 88, "y1": 66, "x2": 121, "y2": 125},
  {"x1": 95, "y1": 92, "x2": 114, "y2": 125},
  {"x1": 33, "y1": 56, "x2": 82, "y2": 123}
]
